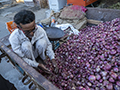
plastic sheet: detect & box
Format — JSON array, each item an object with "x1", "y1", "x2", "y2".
[{"x1": 55, "y1": 23, "x2": 79, "y2": 35}]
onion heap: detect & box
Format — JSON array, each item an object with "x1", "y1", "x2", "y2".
[{"x1": 45, "y1": 18, "x2": 120, "y2": 90}]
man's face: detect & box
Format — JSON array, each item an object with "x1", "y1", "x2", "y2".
[{"x1": 20, "y1": 20, "x2": 37, "y2": 38}]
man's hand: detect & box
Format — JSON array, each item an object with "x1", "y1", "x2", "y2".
[
  {"x1": 51, "y1": 59, "x2": 58, "y2": 73},
  {"x1": 38, "y1": 63, "x2": 52, "y2": 74},
  {"x1": 51, "y1": 59, "x2": 57, "y2": 67}
]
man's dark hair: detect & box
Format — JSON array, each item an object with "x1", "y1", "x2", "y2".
[{"x1": 14, "y1": 10, "x2": 35, "y2": 26}]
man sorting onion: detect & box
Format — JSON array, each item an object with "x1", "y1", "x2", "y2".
[{"x1": 9, "y1": 10, "x2": 57, "y2": 74}]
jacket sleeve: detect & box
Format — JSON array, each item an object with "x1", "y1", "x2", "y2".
[
  {"x1": 9, "y1": 31, "x2": 24, "y2": 57},
  {"x1": 22, "y1": 58, "x2": 39, "y2": 67},
  {"x1": 42, "y1": 28, "x2": 55, "y2": 60}
]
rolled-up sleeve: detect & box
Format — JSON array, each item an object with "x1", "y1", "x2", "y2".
[
  {"x1": 42, "y1": 29, "x2": 55, "y2": 60},
  {"x1": 23, "y1": 58, "x2": 39, "y2": 67}
]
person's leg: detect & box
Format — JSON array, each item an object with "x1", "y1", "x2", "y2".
[
  {"x1": 35, "y1": 39, "x2": 47, "y2": 61},
  {"x1": 21, "y1": 41, "x2": 36, "y2": 61},
  {"x1": 21, "y1": 41, "x2": 51, "y2": 74},
  {"x1": 35, "y1": 39, "x2": 52, "y2": 73}
]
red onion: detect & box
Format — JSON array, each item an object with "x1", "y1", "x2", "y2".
[
  {"x1": 106, "y1": 83, "x2": 113, "y2": 90},
  {"x1": 96, "y1": 66, "x2": 100, "y2": 72},
  {"x1": 86, "y1": 62, "x2": 90, "y2": 67},
  {"x1": 110, "y1": 72, "x2": 118, "y2": 79},
  {"x1": 76, "y1": 81, "x2": 81, "y2": 86},
  {"x1": 103, "y1": 80, "x2": 109, "y2": 86},
  {"x1": 109, "y1": 77, "x2": 115, "y2": 83},
  {"x1": 114, "y1": 85, "x2": 120, "y2": 90},
  {"x1": 110, "y1": 49, "x2": 117, "y2": 55},
  {"x1": 117, "y1": 46, "x2": 120, "y2": 53},
  {"x1": 118, "y1": 75, "x2": 120, "y2": 80},
  {"x1": 113, "y1": 67, "x2": 119, "y2": 72},
  {"x1": 116, "y1": 81, "x2": 120, "y2": 86},
  {"x1": 96, "y1": 74, "x2": 101, "y2": 80},
  {"x1": 76, "y1": 86, "x2": 83, "y2": 90},
  {"x1": 87, "y1": 82, "x2": 92, "y2": 87},
  {"x1": 103, "y1": 63, "x2": 111, "y2": 70},
  {"x1": 88, "y1": 75, "x2": 96, "y2": 81},
  {"x1": 100, "y1": 86, "x2": 106, "y2": 90},
  {"x1": 100, "y1": 71, "x2": 107, "y2": 77}
]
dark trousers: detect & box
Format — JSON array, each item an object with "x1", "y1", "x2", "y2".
[{"x1": 0, "y1": 74, "x2": 17, "y2": 90}]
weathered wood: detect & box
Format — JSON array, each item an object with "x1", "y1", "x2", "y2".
[
  {"x1": 0, "y1": 53, "x2": 6, "y2": 62},
  {"x1": 0, "y1": 40, "x2": 59, "y2": 90},
  {"x1": 87, "y1": 19, "x2": 103, "y2": 25},
  {"x1": 0, "y1": 35, "x2": 10, "y2": 46},
  {"x1": 86, "y1": 7, "x2": 120, "y2": 22}
]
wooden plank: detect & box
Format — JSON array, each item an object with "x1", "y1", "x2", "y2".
[
  {"x1": 0, "y1": 40, "x2": 59, "y2": 90},
  {"x1": 87, "y1": 19, "x2": 103, "y2": 25},
  {"x1": 86, "y1": 7, "x2": 120, "y2": 22}
]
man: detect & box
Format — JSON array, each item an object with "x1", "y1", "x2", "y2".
[{"x1": 9, "y1": 10, "x2": 57, "y2": 74}]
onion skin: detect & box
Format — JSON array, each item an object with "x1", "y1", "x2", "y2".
[
  {"x1": 88, "y1": 75, "x2": 96, "y2": 81},
  {"x1": 113, "y1": 67, "x2": 119, "y2": 72},
  {"x1": 100, "y1": 71, "x2": 107, "y2": 77},
  {"x1": 114, "y1": 85, "x2": 120, "y2": 90},
  {"x1": 87, "y1": 82, "x2": 92, "y2": 87},
  {"x1": 110, "y1": 49, "x2": 117, "y2": 55},
  {"x1": 118, "y1": 75, "x2": 120, "y2": 80},
  {"x1": 96, "y1": 74, "x2": 101, "y2": 80},
  {"x1": 106, "y1": 83, "x2": 113, "y2": 90},
  {"x1": 110, "y1": 72, "x2": 118, "y2": 79},
  {"x1": 116, "y1": 81, "x2": 120, "y2": 86},
  {"x1": 109, "y1": 77, "x2": 115, "y2": 83},
  {"x1": 103, "y1": 80, "x2": 109, "y2": 86},
  {"x1": 103, "y1": 63, "x2": 111, "y2": 71},
  {"x1": 100, "y1": 86, "x2": 106, "y2": 90}
]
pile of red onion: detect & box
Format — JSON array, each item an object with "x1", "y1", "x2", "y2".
[{"x1": 45, "y1": 18, "x2": 120, "y2": 90}]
